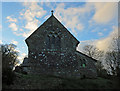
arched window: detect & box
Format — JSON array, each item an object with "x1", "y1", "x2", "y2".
[
  {"x1": 46, "y1": 33, "x2": 61, "y2": 49},
  {"x1": 55, "y1": 35, "x2": 61, "y2": 49},
  {"x1": 46, "y1": 35, "x2": 50, "y2": 49},
  {"x1": 82, "y1": 59, "x2": 86, "y2": 67},
  {"x1": 51, "y1": 35, "x2": 55, "y2": 48},
  {"x1": 51, "y1": 35, "x2": 55, "y2": 44}
]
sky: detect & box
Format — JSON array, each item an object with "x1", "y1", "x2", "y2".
[{"x1": 1, "y1": 1, "x2": 118, "y2": 64}]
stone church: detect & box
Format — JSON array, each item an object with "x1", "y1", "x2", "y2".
[{"x1": 21, "y1": 11, "x2": 97, "y2": 78}]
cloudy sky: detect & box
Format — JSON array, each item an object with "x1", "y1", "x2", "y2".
[{"x1": 1, "y1": 1, "x2": 118, "y2": 63}]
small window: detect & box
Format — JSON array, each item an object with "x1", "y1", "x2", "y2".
[
  {"x1": 81, "y1": 59, "x2": 86, "y2": 67},
  {"x1": 51, "y1": 35, "x2": 55, "y2": 44},
  {"x1": 82, "y1": 64, "x2": 86, "y2": 67},
  {"x1": 46, "y1": 35, "x2": 50, "y2": 49}
]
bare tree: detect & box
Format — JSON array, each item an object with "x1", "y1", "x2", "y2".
[
  {"x1": 1, "y1": 44, "x2": 19, "y2": 70},
  {"x1": 82, "y1": 45, "x2": 105, "y2": 76},
  {"x1": 83, "y1": 45, "x2": 104, "y2": 60},
  {"x1": 1, "y1": 44, "x2": 19, "y2": 85},
  {"x1": 105, "y1": 51, "x2": 118, "y2": 75},
  {"x1": 105, "y1": 36, "x2": 120, "y2": 76}
]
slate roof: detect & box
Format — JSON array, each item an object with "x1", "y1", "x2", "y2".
[{"x1": 76, "y1": 51, "x2": 97, "y2": 62}]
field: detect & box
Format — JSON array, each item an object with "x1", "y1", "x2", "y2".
[{"x1": 3, "y1": 72, "x2": 120, "y2": 90}]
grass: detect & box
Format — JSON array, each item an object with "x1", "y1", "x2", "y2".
[{"x1": 3, "y1": 72, "x2": 120, "y2": 89}]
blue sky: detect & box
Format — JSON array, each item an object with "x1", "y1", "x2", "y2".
[{"x1": 1, "y1": 2, "x2": 118, "y2": 63}]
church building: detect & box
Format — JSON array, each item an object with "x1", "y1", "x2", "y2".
[{"x1": 21, "y1": 11, "x2": 97, "y2": 78}]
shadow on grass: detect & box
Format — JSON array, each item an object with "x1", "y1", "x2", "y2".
[{"x1": 3, "y1": 72, "x2": 120, "y2": 89}]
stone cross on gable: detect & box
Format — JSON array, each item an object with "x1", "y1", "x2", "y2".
[{"x1": 51, "y1": 10, "x2": 54, "y2": 15}]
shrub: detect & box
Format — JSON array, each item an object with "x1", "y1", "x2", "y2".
[{"x1": 2, "y1": 67, "x2": 16, "y2": 85}]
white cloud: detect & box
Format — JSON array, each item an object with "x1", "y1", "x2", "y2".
[
  {"x1": 9, "y1": 23, "x2": 18, "y2": 31},
  {"x1": 22, "y1": 2, "x2": 46, "y2": 21},
  {"x1": 54, "y1": 2, "x2": 117, "y2": 35},
  {"x1": 6, "y1": 16, "x2": 17, "y2": 22},
  {"x1": 15, "y1": 2, "x2": 47, "y2": 38},
  {"x1": 13, "y1": 32, "x2": 28, "y2": 38},
  {"x1": 17, "y1": 53, "x2": 27, "y2": 64},
  {"x1": 11, "y1": 40, "x2": 18, "y2": 45},
  {"x1": 11, "y1": 2, "x2": 118, "y2": 38},
  {"x1": 54, "y1": 3, "x2": 94, "y2": 35},
  {"x1": 22, "y1": 32, "x2": 31, "y2": 38},
  {"x1": 76, "y1": 40, "x2": 95, "y2": 52},
  {"x1": 13, "y1": 32, "x2": 22, "y2": 36},
  {"x1": 25, "y1": 19, "x2": 39, "y2": 30},
  {"x1": 15, "y1": 48, "x2": 21, "y2": 53},
  {"x1": 20, "y1": 29, "x2": 24, "y2": 31},
  {"x1": 0, "y1": 40, "x2": 2, "y2": 44},
  {"x1": 98, "y1": 32, "x2": 103, "y2": 36},
  {"x1": 0, "y1": 24, "x2": 2, "y2": 29},
  {"x1": 44, "y1": 15, "x2": 50, "y2": 20},
  {"x1": 77, "y1": 26, "x2": 118, "y2": 53},
  {"x1": 95, "y1": 26, "x2": 118, "y2": 52},
  {"x1": 92, "y1": 2, "x2": 117, "y2": 24},
  {"x1": 22, "y1": 53, "x2": 27, "y2": 56}
]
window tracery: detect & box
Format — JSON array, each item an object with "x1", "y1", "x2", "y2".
[{"x1": 46, "y1": 30, "x2": 61, "y2": 49}]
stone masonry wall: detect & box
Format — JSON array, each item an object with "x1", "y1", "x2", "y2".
[{"x1": 23, "y1": 15, "x2": 97, "y2": 78}]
